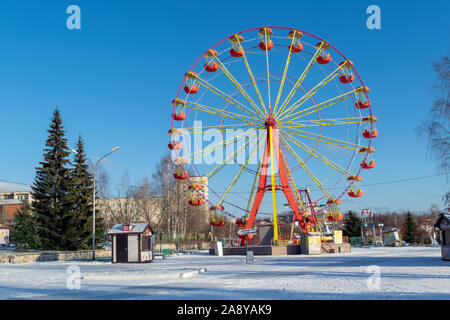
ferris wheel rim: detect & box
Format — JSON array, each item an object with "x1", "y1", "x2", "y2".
[{"x1": 170, "y1": 25, "x2": 374, "y2": 218}]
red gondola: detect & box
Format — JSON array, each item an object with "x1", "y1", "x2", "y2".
[
  {"x1": 316, "y1": 42, "x2": 331, "y2": 64},
  {"x1": 288, "y1": 30, "x2": 303, "y2": 53},
  {"x1": 348, "y1": 190, "x2": 364, "y2": 197},
  {"x1": 259, "y1": 41, "x2": 274, "y2": 51},
  {"x1": 204, "y1": 49, "x2": 219, "y2": 72},
  {"x1": 189, "y1": 198, "x2": 203, "y2": 206},
  {"x1": 363, "y1": 129, "x2": 378, "y2": 138},
  {"x1": 209, "y1": 205, "x2": 225, "y2": 227},
  {"x1": 184, "y1": 84, "x2": 198, "y2": 94},
  {"x1": 347, "y1": 176, "x2": 363, "y2": 198},
  {"x1": 257, "y1": 27, "x2": 274, "y2": 51},
  {"x1": 173, "y1": 167, "x2": 188, "y2": 180},
  {"x1": 339, "y1": 61, "x2": 355, "y2": 84},
  {"x1": 361, "y1": 160, "x2": 376, "y2": 169},
  {"x1": 184, "y1": 72, "x2": 199, "y2": 94},
  {"x1": 317, "y1": 55, "x2": 331, "y2": 64},
  {"x1": 289, "y1": 43, "x2": 303, "y2": 53},
  {"x1": 230, "y1": 48, "x2": 244, "y2": 57},
  {"x1": 168, "y1": 141, "x2": 182, "y2": 150},
  {"x1": 362, "y1": 115, "x2": 378, "y2": 139},
  {"x1": 204, "y1": 63, "x2": 219, "y2": 72},
  {"x1": 339, "y1": 74, "x2": 355, "y2": 83},
  {"x1": 356, "y1": 100, "x2": 371, "y2": 109},
  {"x1": 230, "y1": 34, "x2": 244, "y2": 57},
  {"x1": 172, "y1": 111, "x2": 186, "y2": 121}
]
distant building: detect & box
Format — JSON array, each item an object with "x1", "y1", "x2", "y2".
[
  {"x1": 97, "y1": 197, "x2": 163, "y2": 227},
  {"x1": 0, "y1": 191, "x2": 33, "y2": 204},
  {"x1": 0, "y1": 191, "x2": 33, "y2": 227},
  {"x1": 0, "y1": 200, "x2": 23, "y2": 226}
]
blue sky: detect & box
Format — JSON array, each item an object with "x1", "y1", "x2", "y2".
[{"x1": 0, "y1": 0, "x2": 448, "y2": 213}]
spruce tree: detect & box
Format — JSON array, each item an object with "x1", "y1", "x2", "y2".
[
  {"x1": 10, "y1": 202, "x2": 40, "y2": 250},
  {"x1": 67, "y1": 135, "x2": 102, "y2": 250},
  {"x1": 341, "y1": 210, "x2": 361, "y2": 237},
  {"x1": 404, "y1": 212, "x2": 417, "y2": 244},
  {"x1": 31, "y1": 109, "x2": 73, "y2": 250}
]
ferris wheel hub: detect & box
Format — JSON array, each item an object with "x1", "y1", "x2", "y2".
[{"x1": 264, "y1": 116, "x2": 277, "y2": 128}]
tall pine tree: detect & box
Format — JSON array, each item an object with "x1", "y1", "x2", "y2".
[
  {"x1": 10, "y1": 202, "x2": 40, "y2": 250},
  {"x1": 341, "y1": 210, "x2": 361, "y2": 237},
  {"x1": 67, "y1": 135, "x2": 104, "y2": 250},
  {"x1": 31, "y1": 109, "x2": 73, "y2": 250},
  {"x1": 404, "y1": 211, "x2": 417, "y2": 244}
]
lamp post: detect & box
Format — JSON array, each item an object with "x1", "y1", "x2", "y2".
[
  {"x1": 71, "y1": 146, "x2": 119, "y2": 260},
  {"x1": 158, "y1": 229, "x2": 163, "y2": 253}
]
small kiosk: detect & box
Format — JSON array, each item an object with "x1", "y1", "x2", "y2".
[
  {"x1": 108, "y1": 223, "x2": 154, "y2": 263},
  {"x1": 434, "y1": 212, "x2": 450, "y2": 261}
]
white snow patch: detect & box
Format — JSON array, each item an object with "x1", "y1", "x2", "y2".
[{"x1": 0, "y1": 246, "x2": 449, "y2": 299}]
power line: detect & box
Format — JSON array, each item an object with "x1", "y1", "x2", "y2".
[{"x1": 1, "y1": 172, "x2": 448, "y2": 193}]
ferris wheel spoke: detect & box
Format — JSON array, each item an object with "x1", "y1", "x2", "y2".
[
  {"x1": 280, "y1": 136, "x2": 333, "y2": 200},
  {"x1": 235, "y1": 36, "x2": 268, "y2": 116},
  {"x1": 274, "y1": 42, "x2": 324, "y2": 118},
  {"x1": 181, "y1": 123, "x2": 261, "y2": 134},
  {"x1": 194, "y1": 76, "x2": 262, "y2": 121},
  {"x1": 263, "y1": 32, "x2": 272, "y2": 112},
  {"x1": 280, "y1": 128, "x2": 362, "y2": 151},
  {"x1": 217, "y1": 133, "x2": 265, "y2": 205},
  {"x1": 279, "y1": 88, "x2": 358, "y2": 123},
  {"x1": 278, "y1": 61, "x2": 346, "y2": 121},
  {"x1": 280, "y1": 116, "x2": 363, "y2": 128},
  {"x1": 206, "y1": 132, "x2": 260, "y2": 180},
  {"x1": 185, "y1": 129, "x2": 259, "y2": 163},
  {"x1": 211, "y1": 53, "x2": 267, "y2": 119},
  {"x1": 271, "y1": 33, "x2": 297, "y2": 116},
  {"x1": 282, "y1": 130, "x2": 354, "y2": 177},
  {"x1": 183, "y1": 101, "x2": 260, "y2": 125}
]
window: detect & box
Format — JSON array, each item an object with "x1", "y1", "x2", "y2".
[{"x1": 142, "y1": 235, "x2": 151, "y2": 251}]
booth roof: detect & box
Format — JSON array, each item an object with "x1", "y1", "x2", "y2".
[
  {"x1": 107, "y1": 223, "x2": 150, "y2": 234},
  {"x1": 434, "y1": 212, "x2": 450, "y2": 229}
]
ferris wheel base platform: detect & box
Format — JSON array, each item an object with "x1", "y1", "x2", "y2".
[
  {"x1": 210, "y1": 243, "x2": 351, "y2": 256},
  {"x1": 210, "y1": 245, "x2": 301, "y2": 256}
]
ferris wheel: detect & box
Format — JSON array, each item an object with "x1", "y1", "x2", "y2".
[{"x1": 168, "y1": 26, "x2": 377, "y2": 245}]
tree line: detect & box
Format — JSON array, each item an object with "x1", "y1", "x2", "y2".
[
  {"x1": 341, "y1": 209, "x2": 440, "y2": 244},
  {"x1": 10, "y1": 108, "x2": 213, "y2": 250}
]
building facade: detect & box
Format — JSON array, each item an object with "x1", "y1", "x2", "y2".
[{"x1": 0, "y1": 191, "x2": 33, "y2": 204}]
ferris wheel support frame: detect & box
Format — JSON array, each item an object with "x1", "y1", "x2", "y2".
[{"x1": 243, "y1": 118, "x2": 311, "y2": 244}]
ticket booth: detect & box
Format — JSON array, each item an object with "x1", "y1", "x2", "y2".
[
  {"x1": 108, "y1": 223, "x2": 154, "y2": 263},
  {"x1": 434, "y1": 212, "x2": 450, "y2": 261},
  {"x1": 300, "y1": 232, "x2": 321, "y2": 255}
]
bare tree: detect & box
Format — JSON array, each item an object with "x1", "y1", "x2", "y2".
[
  {"x1": 131, "y1": 177, "x2": 163, "y2": 230},
  {"x1": 152, "y1": 153, "x2": 178, "y2": 235},
  {"x1": 417, "y1": 56, "x2": 450, "y2": 206},
  {"x1": 102, "y1": 172, "x2": 136, "y2": 225}
]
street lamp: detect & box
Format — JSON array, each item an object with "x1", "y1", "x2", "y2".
[{"x1": 71, "y1": 146, "x2": 119, "y2": 260}]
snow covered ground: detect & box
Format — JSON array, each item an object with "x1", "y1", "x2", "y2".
[{"x1": 0, "y1": 246, "x2": 449, "y2": 300}]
